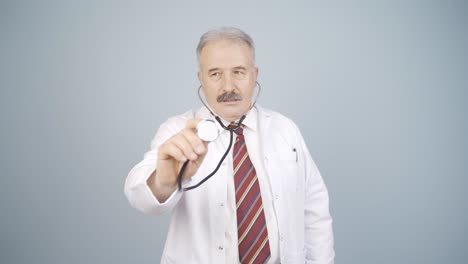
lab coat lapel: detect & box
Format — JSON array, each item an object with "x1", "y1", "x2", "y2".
[{"x1": 256, "y1": 105, "x2": 281, "y2": 199}]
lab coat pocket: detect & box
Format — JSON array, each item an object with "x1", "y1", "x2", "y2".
[{"x1": 266, "y1": 149, "x2": 300, "y2": 193}]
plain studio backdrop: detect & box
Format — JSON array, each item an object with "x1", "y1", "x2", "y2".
[{"x1": 1, "y1": 1, "x2": 467, "y2": 263}]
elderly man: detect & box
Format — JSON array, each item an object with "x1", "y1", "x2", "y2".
[{"x1": 125, "y1": 27, "x2": 335, "y2": 264}]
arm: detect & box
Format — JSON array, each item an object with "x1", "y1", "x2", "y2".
[
  {"x1": 124, "y1": 117, "x2": 207, "y2": 215},
  {"x1": 125, "y1": 159, "x2": 181, "y2": 215},
  {"x1": 296, "y1": 126, "x2": 335, "y2": 264}
]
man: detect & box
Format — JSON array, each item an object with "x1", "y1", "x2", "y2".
[{"x1": 125, "y1": 27, "x2": 335, "y2": 264}]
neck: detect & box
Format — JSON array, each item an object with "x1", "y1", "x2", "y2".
[{"x1": 215, "y1": 115, "x2": 247, "y2": 130}]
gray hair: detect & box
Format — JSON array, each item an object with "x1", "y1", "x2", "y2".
[{"x1": 196, "y1": 27, "x2": 255, "y2": 65}]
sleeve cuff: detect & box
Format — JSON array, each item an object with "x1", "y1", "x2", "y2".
[{"x1": 125, "y1": 164, "x2": 183, "y2": 215}]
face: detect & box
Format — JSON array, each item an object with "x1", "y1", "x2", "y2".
[{"x1": 198, "y1": 39, "x2": 258, "y2": 122}]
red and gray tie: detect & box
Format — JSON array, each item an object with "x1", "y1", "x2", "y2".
[{"x1": 232, "y1": 125, "x2": 271, "y2": 264}]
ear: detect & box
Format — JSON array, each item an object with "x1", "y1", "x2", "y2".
[
  {"x1": 197, "y1": 70, "x2": 201, "y2": 81},
  {"x1": 254, "y1": 66, "x2": 259, "y2": 80}
]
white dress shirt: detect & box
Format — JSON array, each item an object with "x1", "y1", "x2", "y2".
[
  {"x1": 124, "y1": 105, "x2": 335, "y2": 264},
  {"x1": 221, "y1": 107, "x2": 280, "y2": 263}
]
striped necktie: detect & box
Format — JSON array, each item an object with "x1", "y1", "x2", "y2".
[{"x1": 231, "y1": 125, "x2": 271, "y2": 264}]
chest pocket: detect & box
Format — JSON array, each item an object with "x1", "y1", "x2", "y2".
[{"x1": 265, "y1": 147, "x2": 300, "y2": 193}]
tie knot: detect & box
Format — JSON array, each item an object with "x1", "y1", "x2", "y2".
[{"x1": 228, "y1": 123, "x2": 244, "y2": 136}]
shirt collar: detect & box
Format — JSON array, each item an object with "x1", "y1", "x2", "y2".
[{"x1": 196, "y1": 105, "x2": 258, "y2": 132}]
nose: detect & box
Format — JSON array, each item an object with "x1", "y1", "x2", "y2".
[{"x1": 221, "y1": 72, "x2": 235, "y2": 92}]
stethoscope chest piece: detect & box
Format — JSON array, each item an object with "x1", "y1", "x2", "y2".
[{"x1": 197, "y1": 120, "x2": 219, "y2": 142}]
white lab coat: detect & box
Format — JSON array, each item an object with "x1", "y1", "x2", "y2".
[{"x1": 125, "y1": 105, "x2": 335, "y2": 264}]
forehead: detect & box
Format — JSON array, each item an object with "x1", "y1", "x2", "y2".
[{"x1": 199, "y1": 39, "x2": 253, "y2": 70}]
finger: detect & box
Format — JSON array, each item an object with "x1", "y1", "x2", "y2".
[
  {"x1": 159, "y1": 143, "x2": 187, "y2": 162},
  {"x1": 195, "y1": 142, "x2": 209, "y2": 163},
  {"x1": 181, "y1": 128, "x2": 206, "y2": 155},
  {"x1": 171, "y1": 134, "x2": 199, "y2": 161},
  {"x1": 181, "y1": 143, "x2": 209, "y2": 179},
  {"x1": 185, "y1": 118, "x2": 204, "y2": 130}
]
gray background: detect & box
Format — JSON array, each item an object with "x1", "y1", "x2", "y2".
[{"x1": 1, "y1": 1, "x2": 467, "y2": 263}]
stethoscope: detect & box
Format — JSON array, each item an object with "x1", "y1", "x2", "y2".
[{"x1": 177, "y1": 82, "x2": 262, "y2": 191}]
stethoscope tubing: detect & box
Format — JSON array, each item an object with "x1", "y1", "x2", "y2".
[
  {"x1": 177, "y1": 115, "x2": 246, "y2": 191},
  {"x1": 176, "y1": 82, "x2": 260, "y2": 191}
]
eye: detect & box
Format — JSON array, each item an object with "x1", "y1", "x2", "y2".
[
  {"x1": 210, "y1": 72, "x2": 221, "y2": 79},
  {"x1": 233, "y1": 70, "x2": 246, "y2": 79}
]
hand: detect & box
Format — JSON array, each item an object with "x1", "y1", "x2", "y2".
[{"x1": 148, "y1": 118, "x2": 208, "y2": 201}]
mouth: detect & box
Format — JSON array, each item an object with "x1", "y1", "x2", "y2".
[
  {"x1": 220, "y1": 98, "x2": 242, "y2": 105},
  {"x1": 222, "y1": 98, "x2": 241, "y2": 102}
]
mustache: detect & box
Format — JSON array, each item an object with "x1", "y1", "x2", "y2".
[{"x1": 217, "y1": 91, "x2": 243, "y2": 102}]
